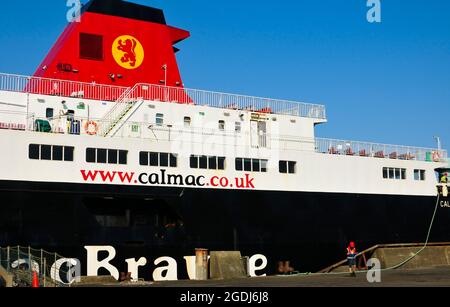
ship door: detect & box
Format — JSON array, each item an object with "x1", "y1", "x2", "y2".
[
  {"x1": 251, "y1": 121, "x2": 258, "y2": 148},
  {"x1": 251, "y1": 120, "x2": 267, "y2": 148}
]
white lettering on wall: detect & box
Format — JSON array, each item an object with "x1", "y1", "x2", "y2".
[
  {"x1": 125, "y1": 257, "x2": 147, "y2": 280},
  {"x1": 249, "y1": 254, "x2": 268, "y2": 277},
  {"x1": 50, "y1": 258, "x2": 81, "y2": 285},
  {"x1": 153, "y1": 257, "x2": 178, "y2": 281},
  {"x1": 84, "y1": 246, "x2": 119, "y2": 280}
]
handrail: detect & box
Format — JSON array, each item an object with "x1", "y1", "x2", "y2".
[
  {"x1": 319, "y1": 242, "x2": 450, "y2": 273},
  {"x1": 316, "y1": 137, "x2": 448, "y2": 162},
  {"x1": 0, "y1": 73, "x2": 128, "y2": 101},
  {"x1": 0, "y1": 72, "x2": 327, "y2": 119},
  {"x1": 0, "y1": 245, "x2": 71, "y2": 287}
]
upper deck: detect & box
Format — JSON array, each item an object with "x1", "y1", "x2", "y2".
[
  {"x1": 0, "y1": 73, "x2": 327, "y2": 120},
  {"x1": 0, "y1": 72, "x2": 447, "y2": 164}
]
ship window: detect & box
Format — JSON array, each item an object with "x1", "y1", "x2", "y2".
[
  {"x1": 190, "y1": 156, "x2": 199, "y2": 169},
  {"x1": 383, "y1": 167, "x2": 407, "y2": 180},
  {"x1": 288, "y1": 161, "x2": 297, "y2": 174},
  {"x1": 41, "y1": 145, "x2": 52, "y2": 160},
  {"x1": 53, "y1": 146, "x2": 63, "y2": 161},
  {"x1": 108, "y1": 149, "x2": 118, "y2": 164},
  {"x1": 261, "y1": 160, "x2": 268, "y2": 173},
  {"x1": 244, "y1": 159, "x2": 252, "y2": 171},
  {"x1": 184, "y1": 117, "x2": 191, "y2": 128},
  {"x1": 64, "y1": 147, "x2": 74, "y2": 162},
  {"x1": 235, "y1": 158, "x2": 243, "y2": 171},
  {"x1": 29, "y1": 144, "x2": 40, "y2": 160},
  {"x1": 150, "y1": 152, "x2": 159, "y2": 166},
  {"x1": 80, "y1": 33, "x2": 104, "y2": 61},
  {"x1": 140, "y1": 152, "x2": 149, "y2": 166},
  {"x1": 46, "y1": 108, "x2": 54, "y2": 119},
  {"x1": 156, "y1": 114, "x2": 164, "y2": 126},
  {"x1": 235, "y1": 122, "x2": 241, "y2": 133},
  {"x1": 86, "y1": 148, "x2": 96, "y2": 163},
  {"x1": 86, "y1": 148, "x2": 126, "y2": 164},
  {"x1": 236, "y1": 158, "x2": 268, "y2": 173},
  {"x1": 280, "y1": 160, "x2": 298, "y2": 174},
  {"x1": 170, "y1": 154, "x2": 178, "y2": 167},
  {"x1": 383, "y1": 168, "x2": 388, "y2": 179},
  {"x1": 30, "y1": 144, "x2": 73, "y2": 162},
  {"x1": 209, "y1": 156, "x2": 217, "y2": 170},
  {"x1": 160, "y1": 153, "x2": 169, "y2": 167},
  {"x1": 199, "y1": 156, "x2": 208, "y2": 169},
  {"x1": 119, "y1": 150, "x2": 128, "y2": 165},
  {"x1": 279, "y1": 161, "x2": 288, "y2": 174},
  {"x1": 190, "y1": 155, "x2": 225, "y2": 170},
  {"x1": 389, "y1": 168, "x2": 394, "y2": 179},
  {"x1": 414, "y1": 169, "x2": 426, "y2": 181},
  {"x1": 219, "y1": 120, "x2": 225, "y2": 131},
  {"x1": 97, "y1": 149, "x2": 107, "y2": 163},
  {"x1": 140, "y1": 152, "x2": 176, "y2": 168},
  {"x1": 252, "y1": 159, "x2": 260, "y2": 172},
  {"x1": 395, "y1": 168, "x2": 401, "y2": 180},
  {"x1": 218, "y1": 157, "x2": 226, "y2": 170}
]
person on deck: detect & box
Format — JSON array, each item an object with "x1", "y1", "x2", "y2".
[{"x1": 347, "y1": 242, "x2": 357, "y2": 277}]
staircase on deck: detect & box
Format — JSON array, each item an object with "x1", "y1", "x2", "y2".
[{"x1": 98, "y1": 84, "x2": 145, "y2": 137}]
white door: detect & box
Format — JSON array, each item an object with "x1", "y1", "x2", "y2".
[
  {"x1": 250, "y1": 121, "x2": 259, "y2": 148},
  {"x1": 258, "y1": 121, "x2": 267, "y2": 148}
]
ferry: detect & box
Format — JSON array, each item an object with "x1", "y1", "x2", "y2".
[{"x1": 0, "y1": 0, "x2": 448, "y2": 279}]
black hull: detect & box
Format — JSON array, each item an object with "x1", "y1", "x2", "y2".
[{"x1": 0, "y1": 180, "x2": 449, "y2": 278}]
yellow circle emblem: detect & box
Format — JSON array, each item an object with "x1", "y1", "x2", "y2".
[{"x1": 112, "y1": 35, "x2": 144, "y2": 70}]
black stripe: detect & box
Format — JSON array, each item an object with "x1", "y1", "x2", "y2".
[{"x1": 83, "y1": 0, "x2": 167, "y2": 25}]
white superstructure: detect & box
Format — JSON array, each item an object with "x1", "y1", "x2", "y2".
[{"x1": 0, "y1": 73, "x2": 447, "y2": 197}]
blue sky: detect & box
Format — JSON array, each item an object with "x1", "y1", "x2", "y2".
[{"x1": 0, "y1": 0, "x2": 449, "y2": 148}]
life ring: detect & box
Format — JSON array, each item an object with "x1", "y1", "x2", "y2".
[
  {"x1": 432, "y1": 151, "x2": 441, "y2": 162},
  {"x1": 84, "y1": 121, "x2": 98, "y2": 135}
]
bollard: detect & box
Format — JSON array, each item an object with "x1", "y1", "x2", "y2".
[
  {"x1": 241, "y1": 256, "x2": 250, "y2": 277},
  {"x1": 195, "y1": 249, "x2": 209, "y2": 281}
]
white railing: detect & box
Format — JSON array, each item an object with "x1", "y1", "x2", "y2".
[
  {"x1": 315, "y1": 138, "x2": 448, "y2": 162},
  {"x1": 0, "y1": 73, "x2": 327, "y2": 120},
  {"x1": 0, "y1": 73, "x2": 128, "y2": 101},
  {"x1": 0, "y1": 110, "x2": 447, "y2": 162},
  {"x1": 122, "y1": 83, "x2": 327, "y2": 119}
]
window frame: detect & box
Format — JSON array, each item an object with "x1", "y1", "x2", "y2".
[
  {"x1": 184, "y1": 117, "x2": 191, "y2": 128},
  {"x1": 29, "y1": 144, "x2": 40, "y2": 160},
  {"x1": 156, "y1": 113, "x2": 164, "y2": 126},
  {"x1": 219, "y1": 120, "x2": 225, "y2": 131},
  {"x1": 414, "y1": 169, "x2": 426, "y2": 181},
  {"x1": 30, "y1": 144, "x2": 74, "y2": 162},
  {"x1": 52, "y1": 146, "x2": 63, "y2": 161},
  {"x1": 79, "y1": 32, "x2": 104, "y2": 61}
]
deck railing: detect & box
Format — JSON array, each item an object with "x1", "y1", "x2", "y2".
[
  {"x1": 0, "y1": 111, "x2": 445, "y2": 163},
  {"x1": 0, "y1": 246, "x2": 71, "y2": 287},
  {"x1": 0, "y1": 72, "x2": 327, "y2": 119},
  {"x1": 0, "y1": 73, "x2": 128, "y2": 101},
  {"x1": 315, "y1": 137, "x2": 448, "y2": 162}
]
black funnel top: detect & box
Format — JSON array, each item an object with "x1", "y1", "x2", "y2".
[{"x1": 83, "y1": 0, "x2": 166, "y2": 24}]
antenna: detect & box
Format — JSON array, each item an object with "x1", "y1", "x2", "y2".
[{"x1": 434, "y1": 136, "x2": 442, "y2": 150}]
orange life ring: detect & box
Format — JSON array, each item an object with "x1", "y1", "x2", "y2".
[{"x1": 84, "y1": 121, "x2": 98, "y2": 135}]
